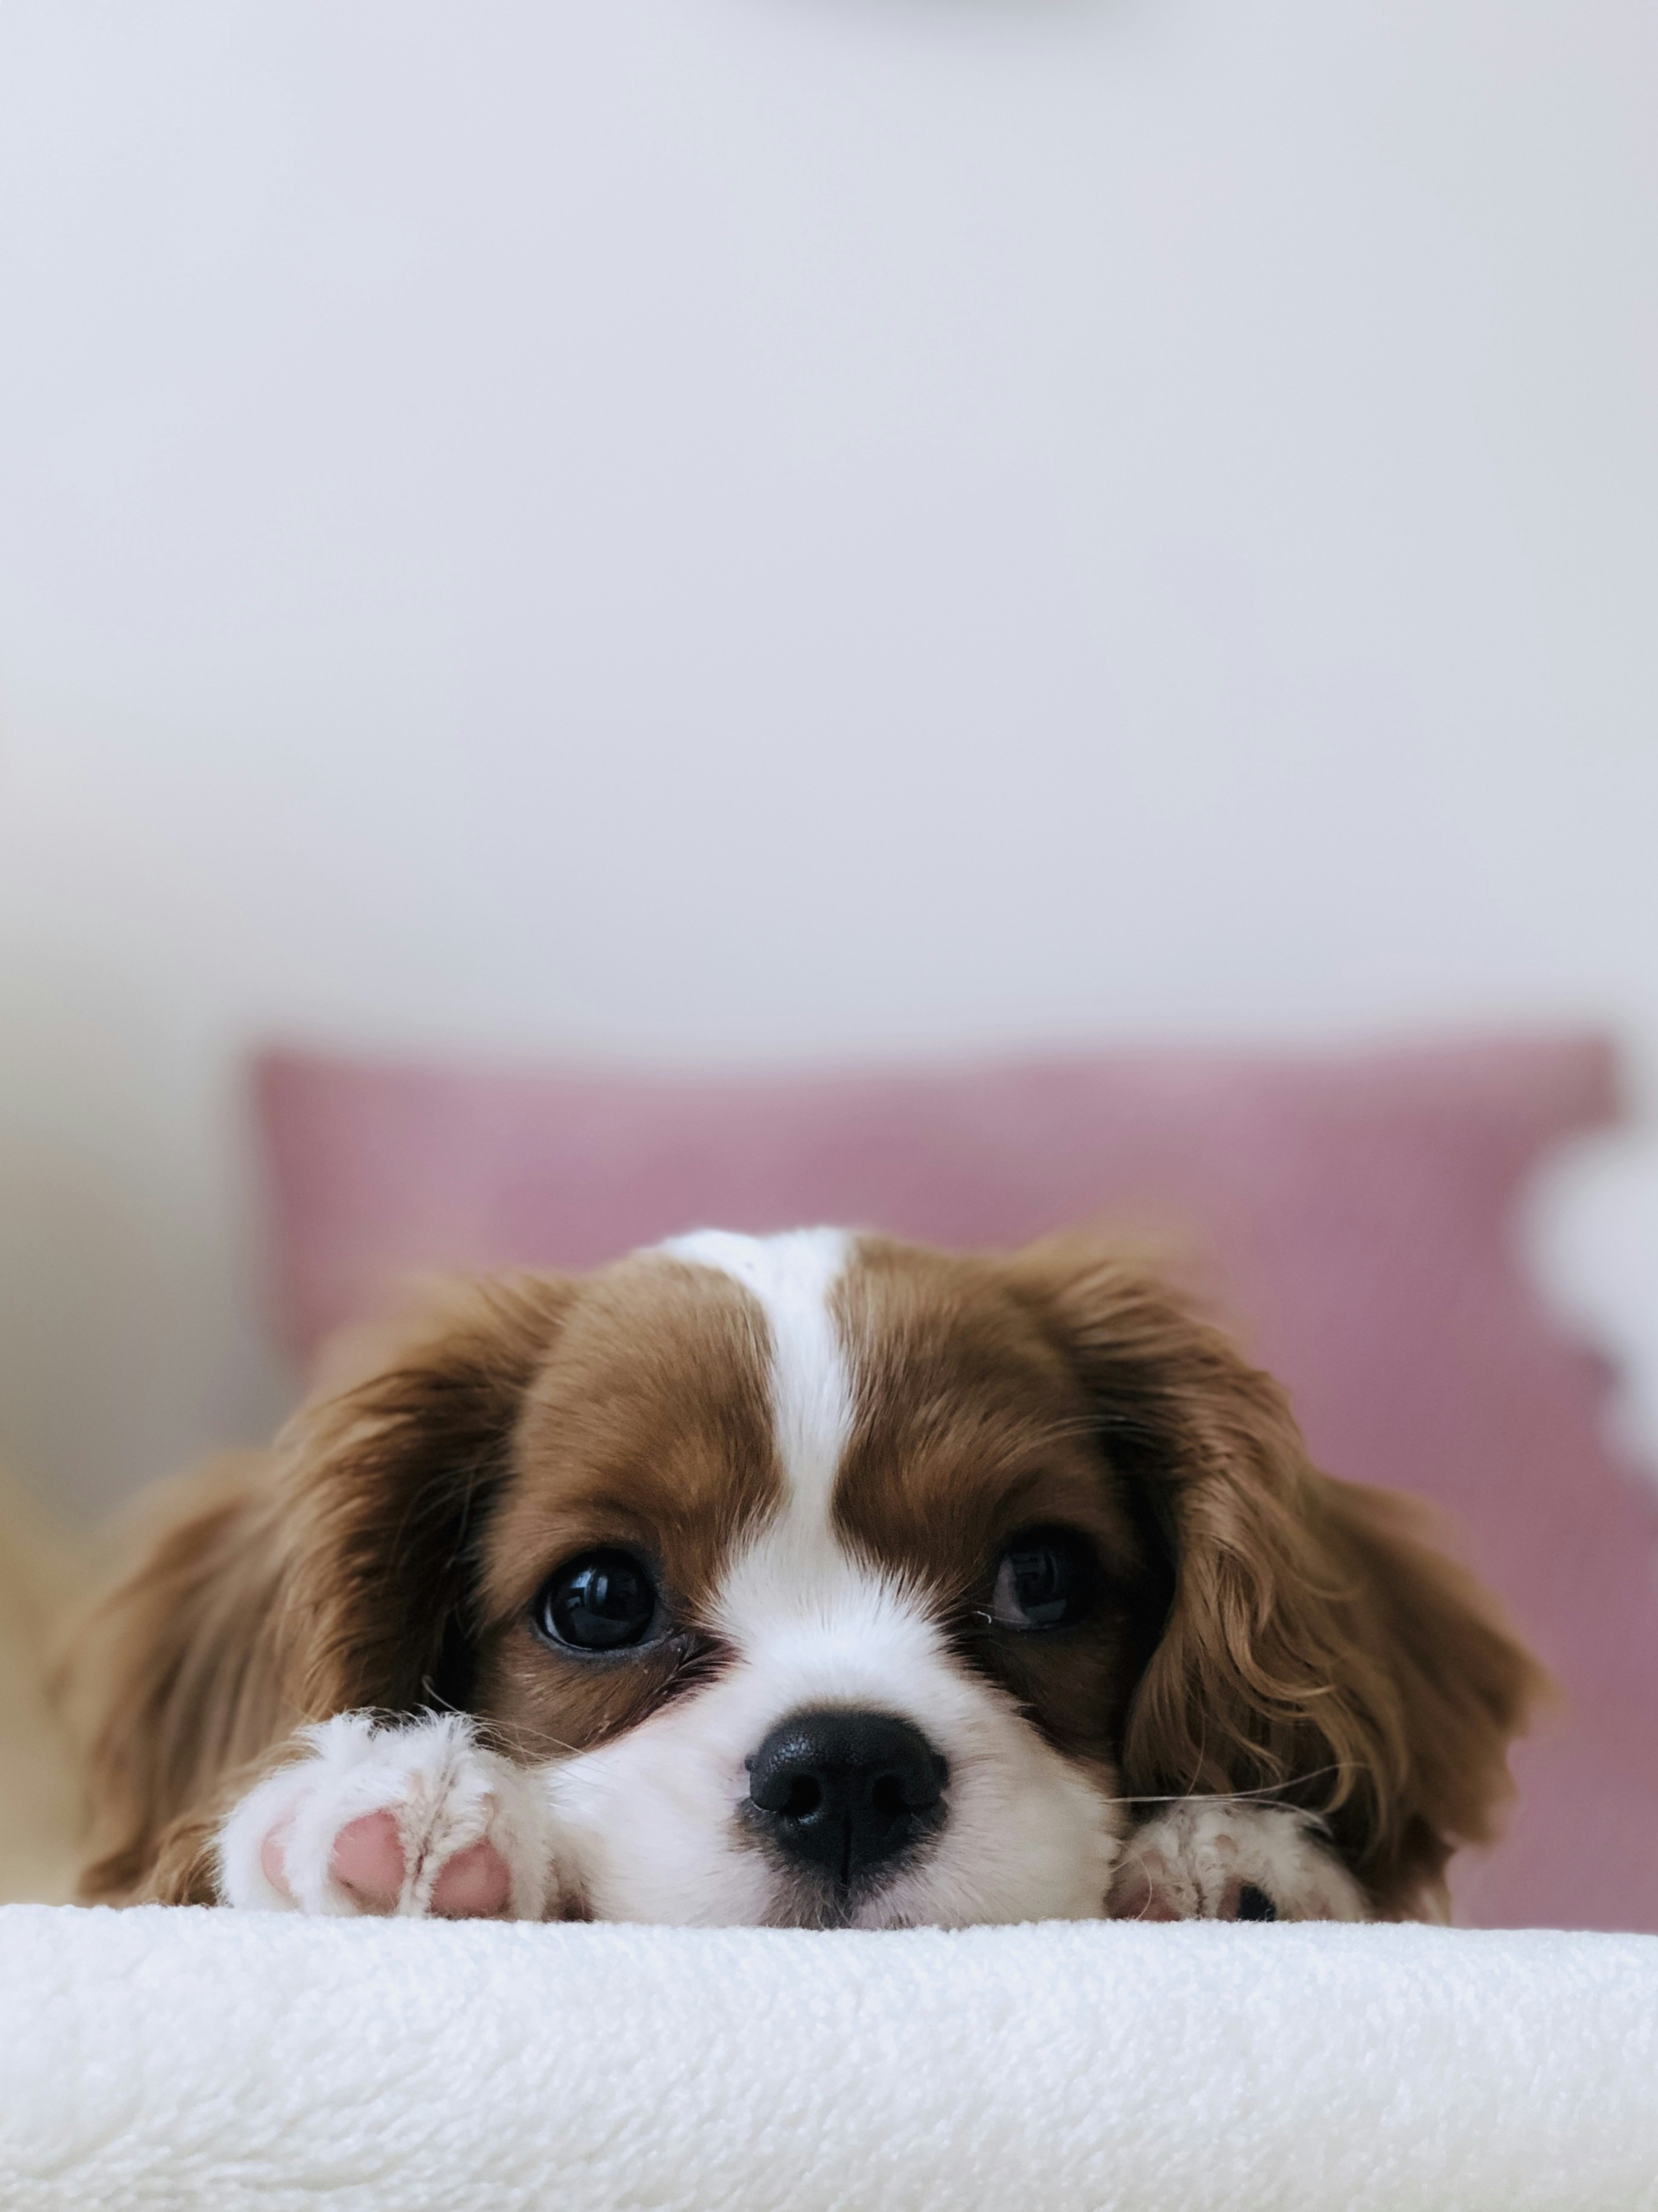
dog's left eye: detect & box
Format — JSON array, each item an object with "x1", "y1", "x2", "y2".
[
  {"x1": 532, "y1": 1550, "x2": 660, "y2": 1653},
  {"x1": 991, "y1": 1527, "x2": 1100, "y2": 1631}
]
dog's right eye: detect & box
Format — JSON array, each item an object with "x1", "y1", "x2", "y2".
[{"x1": 532, "y1": 1550, "x2": 660, "y2": 1654}]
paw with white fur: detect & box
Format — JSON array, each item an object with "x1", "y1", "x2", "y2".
[
  {"x1": 1108, "y1": 1800, "x2": 1369, "y2": 1923},
  {"x1": 216, "y1": 1711, "x2": 559, "y2": 1919}
]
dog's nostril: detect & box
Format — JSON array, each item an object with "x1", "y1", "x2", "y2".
[
  {"x1": 746, "y1": 1710, "x2": 948, "y2": 1888},
  {"x1": 869, "y1": 1772, "x2": 908, "y2": 1819},
  {"x1": 780, "y1": 1775, "x2": 823, "y2": 1821}
]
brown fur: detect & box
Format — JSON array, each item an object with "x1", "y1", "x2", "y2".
[
  {"x1": 471, "y1": 1253, "x2": 780, "y2": 1761},
  {"x1": 66, "y1": 1234, "x2": 1544, "y2": 1917},
  {"x1": 69, "y1": 1275, "x2": 576, "y2": 1900},
  {"x1": 834, "y1": 1242, "x2": 1163, "y2": 1769},
  {"x1": 1012, "y1": 1237, "x2": 1547, "y2": 1915},
  {"x1": 0, "y1": 1464, "x2": 87, "y2": 1903}
]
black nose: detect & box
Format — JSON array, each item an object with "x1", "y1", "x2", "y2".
[{"x1": 746, "y1": 1710, "x2": 948, "y2": 1889}]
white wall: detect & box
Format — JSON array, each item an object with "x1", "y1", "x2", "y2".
[{"x1": 1, "y1": 0, "x2": 1654, "y2": 1517}]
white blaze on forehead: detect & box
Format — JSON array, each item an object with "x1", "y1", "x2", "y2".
[{"x1": 657, "y1": 1227, "x2": 854, "y2": 1530}]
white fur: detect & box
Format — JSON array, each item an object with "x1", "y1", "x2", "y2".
[
  {"x1": 218, "y1": 1711, "x2": 1365, "y2": 1928},
  {"x1": 217, "y1": 1712, "x2": 557, "y2": 1919},
  {"x1": 550, "y1": 1561, "x2": 1122, "y2": 1926},
  {"x1": 658, "y1": 1225, "x2": 854, "y2": 1534},
  {"x1": 1109, "y1": 1801, "x2": 1368, "y2": 1923}
]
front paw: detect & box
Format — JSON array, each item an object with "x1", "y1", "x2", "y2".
[
  {"x1": 216, "y1": 1712, "x2": 557, "y2": 1919},
  {"x1": 1108, "y1": 1800, "x2": 1369, "y2": 1923}
]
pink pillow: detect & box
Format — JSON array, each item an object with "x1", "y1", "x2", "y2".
[{"x1": 254, "y1": 1036, "x2": 1658, "y2": 1932}]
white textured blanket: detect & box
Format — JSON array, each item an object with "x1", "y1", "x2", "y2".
[{"x1": 0, "y1": 1906, "x2": 1653, "y2": 2212}]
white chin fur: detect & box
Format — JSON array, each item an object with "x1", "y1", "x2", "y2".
[{"x1": 545, "y1": 1547, "x2": 1122, "y2": 1929}]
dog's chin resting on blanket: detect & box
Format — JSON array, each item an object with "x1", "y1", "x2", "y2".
[{"x1": 66, "y1": 1229, "x2": 1541, "y2": 1929}]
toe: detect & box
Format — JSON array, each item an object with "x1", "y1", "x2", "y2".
[
  {"x1": 330, "y1": 1809, "x2": 408, "y2": 1911},
  {"x1": 259, "y1": 1812, "x2": 296, "y2": 1900},
  {"x1": 1111, "y1": 1865, "x2": 1184, "y2": 1922},
  {"x1": 430, "y1": 1836, "x2": 512, "y2": 1919}
]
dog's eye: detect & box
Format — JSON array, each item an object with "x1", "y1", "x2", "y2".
[
  {"x1": 991, "y1": 1527, "x2": 1100, "y2": 1631},
  {"x1": 533, "y1": 1550, "x2": 660, "y2": 1653}
]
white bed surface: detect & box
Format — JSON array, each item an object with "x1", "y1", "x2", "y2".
[{"x1": 1, "y1": 1906, "x2": 1653, "y2": 2212}]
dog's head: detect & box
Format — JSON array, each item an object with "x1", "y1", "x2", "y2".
[{"x1": 265, "y1": 1228, "x2": 1537, "y2": 1926}]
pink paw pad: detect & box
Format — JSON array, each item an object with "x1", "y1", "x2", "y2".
[
  {"x1": 1116, "y1": 1882, "x2": 1183, "y2": 1922},
  {"x1": 255, "y1": 1786, "x2": 515, "y2": 1917},
  {"x1": 320, "y1": 1811, "x2": 510, "y2": 1916},
  {"x1": 430, "y1": 1836, "x2": 512, "y2": 1919},
  {"x1": 329, "y1": 1809, "x2": 409, "y2": 1911},
  {"x1": 1112, "y1": 1848, "x2": 1183, "y2": 1922}
]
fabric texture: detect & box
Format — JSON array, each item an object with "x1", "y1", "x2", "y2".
[
  {"x1": 1, "y1": 1907, "x2": 1653, "y2": 2212},
  {"x1": 254, "y1": 1034, "x2": 1658, "y2": 1932}
]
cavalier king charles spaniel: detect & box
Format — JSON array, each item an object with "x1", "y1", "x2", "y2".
[{"x1": 69, "y1": 1229, "x2": 1541, "y2": 1927}]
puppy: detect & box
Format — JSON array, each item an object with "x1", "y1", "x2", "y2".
[{"x1": 68, "y1": 1229, "x2": 1542, "y2": 1927}]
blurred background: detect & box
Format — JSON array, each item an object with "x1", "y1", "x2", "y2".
[{"x1": 0, "y1": 0, "x2": 1654, "y2": 1528}]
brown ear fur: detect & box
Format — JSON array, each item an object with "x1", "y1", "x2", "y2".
[
  {"x1": 1015, "y1": 1240, "x2": 1548, "y2": 1917},
  {"x1": 64, "y1": 1274, "x2": 571, "y2": 1905},
  {"x1": 60, "y1": 1457, "x2": 294, "y2": 1904}
]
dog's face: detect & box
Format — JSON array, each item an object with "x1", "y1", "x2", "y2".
[
  {"x1": 472, "y1": 1230, "x2": 1158, "y2": 1927},
  {"x1": 277, "y1": 1228, "x2": 1537, "y2": 1925}
]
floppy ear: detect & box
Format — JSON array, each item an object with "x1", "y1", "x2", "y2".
[
  {"x1": 66, "y1": 1273, "x2": 571, "y2": 1903},
  {"x1": 1012, "y1": 1239, "x2": 1547, "y2": 1917},
  {"x1": 62, "y1": 1457, "x2": 294, "y2": 1905},
  {"x1": 277, "y1": 1273, "x2": 575, "y2": 1722}
]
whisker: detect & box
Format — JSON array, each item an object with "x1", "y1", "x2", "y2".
[{"x1": 1103, "y1": 1763, "x2": 1350, "y2": 1814}]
